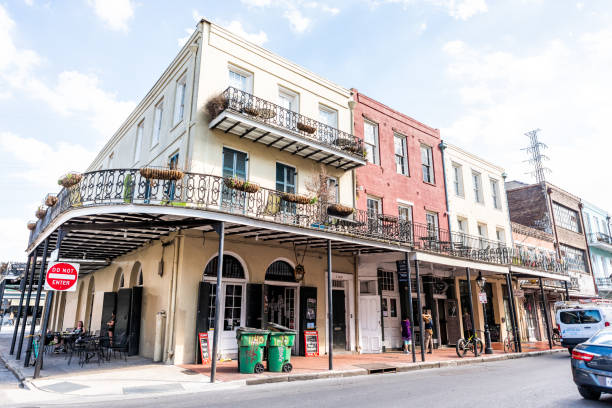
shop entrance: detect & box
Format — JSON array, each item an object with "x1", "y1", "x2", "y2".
[
  {"x1": 264, "y1": 260, "x2": 299, "y2": 354},
  {"x1": 332, "y1": 289, "x2": 347, "y2": 350}
]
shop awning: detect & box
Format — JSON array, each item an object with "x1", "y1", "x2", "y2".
[{"x1": 509, "y1": 265, "x2": 570, "y2": 282}]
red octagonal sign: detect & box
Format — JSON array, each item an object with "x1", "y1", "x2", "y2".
[{"x1": 45, "y1": 262, "x2": 79, "y2": 292}]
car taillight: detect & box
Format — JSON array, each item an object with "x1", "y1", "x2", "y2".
[
  {"x1": 606, "y1": 322, "x2": 610, "y2": 327},
  {"x1": 572, "y1": 350, "x2": 595, "y2": 362}
]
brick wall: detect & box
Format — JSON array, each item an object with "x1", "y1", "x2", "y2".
[{"x1": 506, "y1": 184, "x2": 551, "y2": 233}]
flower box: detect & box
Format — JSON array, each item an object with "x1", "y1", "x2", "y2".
[
  {"x1": 257, "y1": 108, "x2": 276, "y2": 120},
  {"x1": 58, "y1": 172, "x2": 82, "y2": 188},
  {"x1": 139, "y1": 168, "x2": 184, "y2": 181},
  {"x1": 45, "y1": 194, "x2": 58, "y2": 207},
  {"x1": 241, "y1": 106, "x2": 260, "y2": 116},
  {"x1": 27, "y1": 221, "x2": 37, "y2": 231},
  {"x1": 280, "y1": 192, "x2": 317, "y2": 205},
  {"x1": 223, "y1": 177, "x2": 260, "y2": 193},
  {"x1": 35, "y1": 206, "x2": 47, "y2": 219},
  {"x1": 297, "y1": 122, "x2": 316, "y2": 134},
  {"x1": 327, "y1": 203, "x2": 354, "y2": 217}
]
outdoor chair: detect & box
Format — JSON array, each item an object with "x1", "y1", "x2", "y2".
[
  {"x1": 109, "y1": 334, "x2": 130, "y2": 362},
  {"x1": 67, "y1": 335, "x2": 87, "y2": 365}
]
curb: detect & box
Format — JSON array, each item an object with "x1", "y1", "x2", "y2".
[
  {"x1": 245, "y1": 349, "x2": 565, "y2": 386},
  {"x1": 0, "y1": 350, "x2": 27, "y2": 389}
]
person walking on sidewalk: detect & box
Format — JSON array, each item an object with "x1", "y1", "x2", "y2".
[
  {"x1": 422, "y1": 308, "x2": 434, "y2": 354},
  {"x1": 401, "y1": 317, "x2": 412, "y2": 353}
]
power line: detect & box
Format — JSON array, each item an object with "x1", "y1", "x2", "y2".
[{"x1": 521, "y1": 129, "x2": 551, "y2": 184}]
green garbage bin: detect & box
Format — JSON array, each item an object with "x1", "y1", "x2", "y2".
[
  {"x1": 267, "y1": 325, "x2": 296, "y2": 373},
  {"x1": 236, "y1": 328, "x2": 269, "y2": 374}
]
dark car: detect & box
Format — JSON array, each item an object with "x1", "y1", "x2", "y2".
[{"x1": 571, "y1": 327, "x2": 612, "y2": 400}]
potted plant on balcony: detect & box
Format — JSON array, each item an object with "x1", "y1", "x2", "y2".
[
  {"x1": 327, "y1": 203, "x2": 354, "y2": 217},
  {"x1": 280, "y1": 192, "x2": 317, "y2": 205},
  {"x1": 241, "y1": 105, "x2": 260, "y2": 116},
  {"x1": 35, "y1": 206, "x2": 47, "y2": 219},
  {"x1": 223, "y1": 177, "x2": 260, "y2": 193},
  {"x1": 205, "y1": 94, "x2": 229, "y2": 119},
  {"x1": 58, "y1": 172, "x2": 82, "y2": 188},
  {"x1": 378, "y1": 214, "x2": 397, "y2": 223},
  {"x1": 139, "y1": 167, "x2": 184, "y2": 181},
  {"x1": 297, "y1": 122, "x2": 316, "y2": 134},
  {"x1": 257, "y1": 108, "x2": 276, "y2": 120},
  {"x1": 45, "y1": 194, "x2": 58, "y2": 207},
  {"x1": 27, "y1": 221, "x2": 37, "y2": 231}
]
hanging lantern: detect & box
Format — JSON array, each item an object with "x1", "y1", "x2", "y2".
[{"x1": 294, "y1": 264, "x2": 305, "y2": 282}]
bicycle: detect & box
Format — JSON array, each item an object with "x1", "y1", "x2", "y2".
[
  {"x1": 456, "y1": 330, "x2": 484, "y2": 357},
  {"x1": 25, "y1": 334, "x2": 41, "y2": 366},
  {"x1": 552, "y1": 328, "x2": 561, "y2": 346},
  {"x1": 503, "y1": 330, "x2": 515, "y2": 353}
]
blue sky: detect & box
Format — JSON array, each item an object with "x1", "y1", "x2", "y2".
[{"x1": 1, "y1": 0, "x2": 611, "y2": 260}]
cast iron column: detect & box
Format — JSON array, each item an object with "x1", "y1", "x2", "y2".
[
  {"x1": 508, "y1": 272, "x2": 522, "y2": 352},
  {"x1": 465, "y1": 268, "x2": 477, "y2": 356},
  {"x1": 405, "y1": 252, "x2": 416, "y2": 363},
  {"x1": 0, "y1": 280, "x2": 5, "y2": 334},
  {"x1": 24, "y1": 237, "x2": 50, "y2": 367},
  {"x1": 539, "y1": 277, "x2": 553, "y2": 350},
  {"x1": 327, "y1": 240, "x2": 333, "y2": 370},
  {"x1": 17, "y1": 250, "x2": 38, "y2": 360},
  {"x1": 10, "y1": 256, "x2": 31, "y2": 354},
  {"x1": 505, "y1": 273, "x2": 519, "y2": 353},
  {"x1": 479, "y1": 272, "x2": 493, "y2": 355},
  {"x1": 564, "y1": 280, "x2": 570, "y2": 300},
  {"x1": 210, "y1": 222, "x2": 224, "y2": 383},
  {"x1": 34, "y1": 229, "x2": 64, "y2": 378},
  {"x1": 414, "y1": 259, "x2": 425, "y2": 361}
]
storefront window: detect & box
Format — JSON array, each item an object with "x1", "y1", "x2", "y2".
[{"x1": 224, "y1": 284, "x2": 243, "y2": 331}]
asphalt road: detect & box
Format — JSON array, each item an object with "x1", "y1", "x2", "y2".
[{"x1": 23, "y1": 352, "x2": 608, "y2": 408}]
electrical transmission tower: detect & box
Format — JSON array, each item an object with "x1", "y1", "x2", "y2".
[{"x1": 522, "y1": 129, "x2": 551, "y2": 184}]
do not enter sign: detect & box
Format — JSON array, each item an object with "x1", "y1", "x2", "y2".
[{"x1": 44, "y1": 262, "x2": 79, "y2": 291}]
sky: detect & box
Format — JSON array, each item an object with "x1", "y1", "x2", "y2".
[{"x1": 1, "y1": 0, "x2": 611, "y2": 261}]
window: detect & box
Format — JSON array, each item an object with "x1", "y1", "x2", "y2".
[
  {"x1": 457, "y1": 217, "x2": 468, "y2": 234},
  {"x1": 426, "y1": 211, "x2": 439, "y2": 239},
  {"x1": 377, "y1": 269, "x2": 395, "y2": 292},
  {"x1": 552, "y1": 202, "x2": 582, "y2": 233},
  {"x1": 585, "y1": 213, "x2": 592, "y2": 234},
  {"x1": 363, "y1": 120, "x2": 379, "y2": 164},
  {"x1": 472, "y1": 171, "x2": 483, "y2": 203},
  {"x1": 367, "y1": 196, "x2": 381, "y2": 232},
  {"x1": 421, "y1": 145, "x2": 434, "y2": 183},
  {"x1": 452, "y1": 163, "x2": 464, "y2": 197},
  {"x1": 152, "y1": 100, "x2": 163, "y2": 147},
  {"x1": 477, "y1": 223, "x2": 488, "y2": 248},
  {"x1": 134, "y1": 121, "x2": 144, "y2": 163},
  {"x1": 319, "y1": 105, "x2": 338, "y2": 129},
  {"x1": 327, "y1": 176, "x2": 339, "y2": 203},
  {"x1": 559, "y1": 244, "x2": 587, "y2": 272},
  {"x1": 490, "y1": 178, "x2": 501, "y2": 209},
  {"x1": 228, "y1": 66, "x2": 252, "y2": 93},
  {"x1": 278, "y1": 87, "x2": 298, "y2": 112},
  {"x1": 265, "y1": 261, "x2": 296, "y2": 282},
  {"x1": 560, "y1": 310, "x2": 601, "y2": 325},
  {"x1": 222, "y1": 148, "x2": 248, "y2": 209},
  {"x1": 166, "y1": 152, "x2": 180, "y2": 200},
  {"x1": 394, "y1": 134, "x2": 408, "y2": 175},
  {"x1": 173, "y1": 77, "x2": 187, "y2": 125},
  {"x1": 276, "y1": 163, "x2": 296, "y2": 213},
  {"x1": 399, "y1": 205, "x2": 413, "y2": 241},
  {"x1": 207, "y1": 283, "x2": 217, "y2": 329},
  {"x1": 223, "y1": 284, "x2": 243, "y2": 331},
  {"x1": 496, "y1": 228, "x2": 506, "y2": 244}
]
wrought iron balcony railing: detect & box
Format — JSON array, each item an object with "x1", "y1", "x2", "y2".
[
  {"x1": 588, "y1": 232, "x2": 612, "y2": 246},
  {"x1": 214, "y1": 87, "x2": 365, "y2": 160},
  {"x1": 27, "y1": 168, "x2": 565, "y2": 273},
  {"x1": 510, "y1": 247, "x2": 569, "y2": 276},
  {"x1": 596, "y1": 277, "x2": 612, "y2": 288}
]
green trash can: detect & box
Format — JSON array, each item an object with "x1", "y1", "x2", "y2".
[
  {"x1": 236, "y1": 328, "x2": 269, "y2": 374},
  {"x1": 267, "y1": 324, "x2": 296, "y2": 373}
]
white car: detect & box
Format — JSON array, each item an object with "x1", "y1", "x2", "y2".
[{"x1": 557, "y1": 307, "x2": 612, "y2": 351}]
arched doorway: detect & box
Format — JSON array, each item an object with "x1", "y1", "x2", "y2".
[
  {"x1": 84, "y1": 277, "x2": 95, "y2": 331},
  {"x1": 264, "y1": 260, "x2": 299, "y2": 353},
  {"x1": 112, "y1": 268, "x2": 124, "y2": 292},
  {"x1": 201, "y1": 254, "x2": 247, "y2": 356}
]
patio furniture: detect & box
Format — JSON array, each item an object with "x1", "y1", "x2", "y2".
[{"x1": 109, "y1": 334, "x2": 131, "y2": 362}]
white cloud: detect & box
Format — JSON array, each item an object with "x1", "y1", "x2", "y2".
[
  {"x1": 224, "y1": 21, "x2": 268, "y2": 45},
  {"x1": 177, "y1": 28, "x2": 194, "y2": 47},
  {"x1": 0, "y1": 217, "x2": 28, "y2": 260},
  {"x1": 368, "y1": 0, "x2": 487, "y2": 20},
  {"x1": 0, "y1": 5, "x2": 134, "y2": 141},
  {"x1": 241, "y1": 0, "x2": 273, "y2": 6},
  {"x1": 23, "y1": 0, "x2": 34, "y2": 6},
  {"x1": 88, "y1": 0, "x2": 135, "y2": 32},
  {"x1": 417, "y1": 21, "x2": 428, "y2": 35},
  {"x1": 441, "y1": 29, "x2": 612, "y2": 206},
  {"x1": 284, "y1": 8, "x2": 312, "y2": 33}
]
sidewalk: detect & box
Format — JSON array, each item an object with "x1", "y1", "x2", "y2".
[{"x1": 0, "y1": 328, "x2": 564, "y2": 404}]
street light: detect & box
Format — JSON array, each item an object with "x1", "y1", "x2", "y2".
[{"x1": 476, "y1": 272, "x2": 494, "y2": 355}]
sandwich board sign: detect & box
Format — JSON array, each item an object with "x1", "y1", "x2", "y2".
[{"x1": 44, "y1": 262, "x2": 79, "y2": 291}]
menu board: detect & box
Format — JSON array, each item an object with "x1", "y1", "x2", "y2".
[
  {"x1": 198, "y1": 332, "x2": 210, "y2": 364},
  {"x1": 304, "y1": 330, "x2": 319, "y2": 357},
  {"x1": 396, "y1": 260, "x2": 409, "y2": 282}
]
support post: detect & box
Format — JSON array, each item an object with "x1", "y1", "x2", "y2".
[
  {"x1": 478, "y1": 272, "x2": 493, "y2": 355},
  {"x1": 505, "y1": 273, "x2": 519, "y2": 353},
  {"x1": 508, "y1": 272, "x2": 522, "y2": 353},
  {"x1": 327, "y1": 239, "x2": 333, "y2": 370},
  {"x1": 25, "y1": 237, "x2": 50, "y2": 367},
  {"x1": 465, "y1": 268, "x2": 477, "y2": 356},
  {"x1": 539, "y1": 277, "x2": 553, "y2": 350},
  {"x1": 210, "y1": 222, "x2": 224, "y2": 383},
  {"x1": 414, "y1": 259, "x2": 425, "y2": 361},
  {"x1": 0, "y1": 280, "x2": 6, "y2": 334},
  {"x1": 10, "y1": 256, "x2": 31, "y2": 354},
  {"x1": 34, "y1": 230, "x2": 64, "y2": 379},
  {"x1": 17, "y1": 252, "x2": 38, "y2": 360},
  {"x1": 405, "y1": 252, "x2": 416, "y2": 363},
  {"x1": 564, "y1": 280, "x2": 570, "y2": 300}
]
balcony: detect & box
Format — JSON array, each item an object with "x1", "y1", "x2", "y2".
[
  {"x1": 208, "y1": 87, "x2": 366, "y2": 170},
  {"x1": 596, "y1": 277, "x2": 612, "y2": 290},
  {"x1": 510, "y1": 248, "x2": 568, "y2": 277},
  {"x1": 587, "y1": 232, "x2": 612, "y2": 252}
]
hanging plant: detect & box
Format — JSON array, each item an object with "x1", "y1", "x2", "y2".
[
  {"x1": 241, "y1": 106, "x2": 260, "y2": 116},
  {"x1": 257, "y1": 108, "x2": 276, "y2": 120},
  {"x1": 223, "y1": 177, "x2": 260, "y2": 193},
  {"x1": 45, "y1": 194, "x2": 58, "y2": 207},
  {"x1": 327, "y1": 203, "x2": 354, "y2": 217},
  {"x1": 27, "y1": 221, "x2": 37, "y2": 231},
  {"x1": 58, "y1": 172, "x2": 82, "y2": 188},
  {"x1": 139, "y1": 167, "x2": 184, "y2": 181},
  {"x1": 205, "y1": 94, "x2": 229, "y2": 119},
  {"x1": 35, "y1": 206, "x2": 47, "y2": 219},
  {"x1": 378, "y1": 214, "x2": 397, "y2": 223},
  {"x1": 280, "y1": 192, "x2": 317, "y2": 205},
  {"x1": 297, "y1": 122, "x2": 316, "y2": 134}
]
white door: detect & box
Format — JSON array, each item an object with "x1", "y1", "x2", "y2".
[
  {"x1": 359, "y1": 295, "x2": 382, "y2": 353},
  {"x1": 382, "y1": 296, "x2": 401, "y2": 349}
]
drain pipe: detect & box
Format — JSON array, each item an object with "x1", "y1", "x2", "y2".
[
  {"x1": 354, "y1": 252, "x2": 360, "y2": 353},
  {"x1": 183, "y1": 27, "x2": 202, "y2": 172},
  {"x1": 166, "y1": 232, "x2": 183, "y2": 362},
  {"x1": 349, "y1": 92, "x2": 357, "y2": 209},
  {"x1": 438, "y1": 141, "x2": 452, "y2": 233}
]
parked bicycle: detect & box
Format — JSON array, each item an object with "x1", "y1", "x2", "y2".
[
  {"x1": 503, "y1": 329, "x2": 515, "y2": 353},
  {"x1": 456, "y1": 330, "x2": 484, "y2": 357},
  {"x1": 552, "y1": 327, "x2": 561, "y2": 346}
]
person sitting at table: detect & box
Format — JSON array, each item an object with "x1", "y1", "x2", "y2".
[
  {"x1": 106, "y1": 312, "x2": 116, "y2": 345},
  {"x1": 54, "y1": 321, "x2": 85, "y2": 353}
]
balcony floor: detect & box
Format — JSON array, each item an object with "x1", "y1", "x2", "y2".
[{"x1": 210, "y1": 111, "x2": 366, "y2": 170}]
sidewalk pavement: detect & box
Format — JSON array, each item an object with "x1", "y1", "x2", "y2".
[{"x1": 0, "y1": 328, "x2": 565, "y2": 405}]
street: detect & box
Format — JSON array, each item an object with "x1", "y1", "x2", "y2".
[{"x1": 1, "y1": 353, "x2": 607, "y2": 408}]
